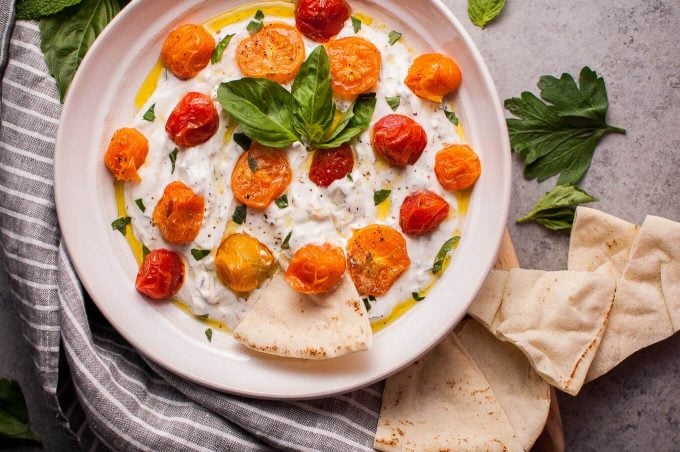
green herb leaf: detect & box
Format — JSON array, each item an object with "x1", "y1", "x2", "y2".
[
  {"x1": 233, "y1": 132, "x2": 252, "y2": 151},
  {"x1": 0, "y1": 379, "x2": 40, "y2": 444},
  {"x1": 275, "y1": 194, "x2": 289, "y2": 209},
  {"x1": 432, "y1": 236, "x2": 461, "y2": 274},
  {"x1": 191, "y1": 249, "x2": 211, "y2": 261},
  {"x1": 254, "y1": 9, "x2": 264, "y2": 20},
  {"x1": 388, "y1": 30, "x2": 402, "y2": 45},
  {"x1": 281, "y1": 231, "x2": 292, "y2": 250},
  {"x1": 232, "y1": 205, "x2": 247, "y2": 225},
  {"x1": 169, "y1": 147, "x2": 178, "y2": 173},
  {"x1": 211, "y1": 33, "x2": 234, "y2": 64},
  {"x1": 39, "y1": 0, "x2": 121, "y2": 102},
  {"x1": 346, "y1": 173, "x2": 353, "y2": 182},
  {"x1": 467, "y1": 0, "x2": 506, "y2": 28},
  {"x1": 247, "y1": 155, "x2": 258, "y2": 172},
  {"x1": 362, "y1": 298, "x2": 371, "y2": 312},
  {"x1": 318, "y1": 93, "x2": 377, "y2": 149},
  {"x1": 368, "y1": 295, "x2": 376, "y2": 301},
  {"x1": 412, "y1": 292, "x2": 425, "y2": 301},
  {"x1": 142, "y1": 103, "x2": 155, "y2": 121},
  {"x1": 134, "y1": 198, "x2": 145, "y2": 212},
  {"x1": 217, "y1": 78, "x2": 298, "y2": 148},
  {"x1": 351, "y1": 16, "x2": 361, "y2": 33},
  {"x1": 205, "y1": 328, "x2": 213, "y2": 342},
  {"x1": 16, "y1": 0, "x2": 81, "y2": 20},
  {"x1": 373, "y1": 189, "x2": 391, "y2": 206},
  {"x1": 142, "y1": 244, "x2": 150, "y2": 258},
  {"x1": 444, "y1": 109, "x2": 459, "y2": 126},
  {"x1": 385, "y1": 96, "x2": 400, "y2": 111},
  {"x1": 517, "y1": 185, "x2": 597, "y2": 231},
  {"x1": 111, "y1": 216, "x2": 130, "y2": 236},
  {"x1": 195, "y1": 314, "x2": 209, "y2": 321},
  {"x1": 505, "y1": 67, "x2": 626, "y2": 185},
  {"x1": 247, "y1": 20, "x2": 263, "y2": 35},
  {"x1": 292, "y1": 46, "x2": 334, "y2": 145}
]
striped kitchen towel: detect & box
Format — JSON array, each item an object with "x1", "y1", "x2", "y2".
[{"x1": 0, "y1": 6, "x2": 383, "y2": 452}]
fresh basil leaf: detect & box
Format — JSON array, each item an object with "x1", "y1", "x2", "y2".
[
  {"x1": 412, "y1": 292, "x2": 425, "y2": 301},
  {"x1": 217, "y1": 78, "x2": 299, "y2": 148},
  {"x1": 373, "y1": 189, "x2": 391, "y2": 206},
  {"x1": 468, "y1": 0, "x2": 506, "y2": 28},
  {"x1": 205, "y1": 328, "x2": 213, "y2": 342},
  {"x1": 191, "y1": 249, "x2": 211, "y2": 261},
  {"x1": 211, "y1": 33, "x2": 234, "y2": 64},
  {"x1": 169, "y1": 147, "x2": 178, "y2": 173},
  {"x1": 444, "y1": 109, "x2": 459, "y2": 125},
  {"x1": 39, "y1": 0, "x2": 121, "y2": 102},
  {"x1": 195, "y1": 314, "x2": 209, "y2": 321},
  {"x1": 281, "y1": 231, "x2": 292, "y2": 250},
  {"x1": 385, "y1": 96, "x2": 400, "y2": 111},
  {"x1": 318, "y1": 93, "x2": 377, "y2": 149},
  {"x1": 517, "y1": 185, "x2": 597, "y2": 231},
  {"x1": 134, "y1": 198, "x2": 145, "y2": 212},
  {"x1": 111, "y1": 216, "x2": 130, "y2": 236},
  {"x1": 432, "y1": 236, "x2": 461, "y2": 274},
  {"x1": 292, "y1": 46, "x2": 334, "y2": 145},
  {"x1": 275, "y1": 194, "x2": 289, "y2": 209},
  {"x1": 0, "y1": 379, "x2": 40, "y2": 444},
  {"x1": 247, "y1": 155, "x2": 258, "y2": 172},
  {"x1": 247, "y1": 20, "x2": 263, "y2": 35},
  {"x1": 16, "y1": 0, "x2": 81, "y2": 20},
  {"x1": 232, "y1": 205, "x2": 246, "y2": 224},
  {"x1": 142, "y1": 103, "x2": 155, "y2": 121},
  {"x1": 388, "y1": 30, "x2": 402, "y2": 45},
  {"x1": 142, "y1": 244, "x2": 150, "y2": 258},
  {"x1": 346, "y1": 173, "x2": 353, "y2": 182},
  {"x1": 233, "y1": 132, "x2": 252, "y2": 151},
  {"x1": 351, "y1": 16, "x2": 361, "y2": 33},
  {"x1": 362, "y1": 298, "x2": 371, "y2": 312},
  {"x1": 254, "y1": 9, "x2": 264, "y2": 20}
]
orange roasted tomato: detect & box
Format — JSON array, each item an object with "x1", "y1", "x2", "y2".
[
  {"x1": 405, "y1": 53, "x2": 462, "y2": 103},
  {"x1": 161, "y1": 24, "x2": 215, "y2": 80},
  {"x1": 371, "y1": 114, "x2": 428, "y2": 167},
  {"x1": 309, "y1": 144, "x2": 354, "y2": 187},
  {"x1": 103, "y1": 128, "x2": 148, "y2": 182},
  {"x1": 231, "y1": 144, "x2": 292, "y2": 209},
  {"x1": 295, "y1": 0, "x2": 351, "y2": 42},
  {"x1": 135, "y1": 249, "x2": 185, "y2": 300},
  {"x1": 399, "y1": 191, "x2": 450, "y2": 236},
  {"x1": 346, "y1": 225, "x2": 410, "y2": 296},
  {"x1": 434, "y1": 144, "x2": 482, "y2": 191},
  {"x1": 285, "y1": 243, "x2": 346, "y2": 294},
  {"x1": 152, "y1": 181, "x2": 205, "y2": 245},
  {"x1": 165, "y1": 92, "x2": 219, "y2": 147},
  {"x1": 326, "y1": 37, "x2": 381, "y2": 97},
  {"x1": 215, "y1": 233, "x2": 277, "y2": 293},
  {"x1": 236, "y1": 23, "x2": 306, "y2": 84}
]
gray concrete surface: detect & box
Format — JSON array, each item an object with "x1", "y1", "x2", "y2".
[{"x1": 0, "y1": 0, "x2": 678, "y2": 450}]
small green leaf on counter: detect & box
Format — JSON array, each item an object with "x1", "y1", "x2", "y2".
[
  {"x1": 468, "y1": 0, "x2": 506, "y2": 28},
  {"x1": 362, "y1": 298, "x2": 371, "y2": 312},
  {"x1": 275, "y1": 194, "x2": 289, "y2": 209},
  {"x1": 232, "y1": 205, "x2": 247, "y2": 225},
  {"x1": 0, "y1": 378, "x2": 41, "y2": 444},
  {"x1": 412, "y1": 292, "x2": 425, "y2": 301},
  {"x1": 169, "y1": 147, "x2": 178, "y2": 174},
  {"x1": 432, "y1": 236, "x2": 461, "y2": 274},
  {"x1": 281, "y1": 231, "x2": 292, "y2": 250},
  {"x1": 191, "y1": 249, "x2": 211, "y2": 261},
  {"x1": 205, "y1": 328, "x2": 213, "y2": 342},
  {"x1": 444, "y1": 109, "x2": 459, "y2": 126},
  {"x1": 134, "y1": 198, "x2": 145, "y2": 212},
  {"x1": 247, "y1": 155, "x2": 258, "y2": 172},
  {"x1": 388, "y1": 30, "x2": 402, "y2": 45},
  {"x1": 111, "y1": 216, "x2": 130, "y2": 236},
  {"x1": 351, "y1": 16, "x2": 361, "y2": 33},
  {"x1": 211, "y1": 33, "x2": 234, "y2": 64},
  {"x1": 142, "y1": 244, "x2": 150, "y2": 258},
  {"x1": 517, "y1": 185, "x2": 597, "y2": 231},
  {"x1": 233, "y1": 132, "x2": 252, "y2": 151},
  {"x1": 374, "y1": 189, "x2": 391, "y2": 206},
  {"x1": 386, "y1": 96, "x2": 400, "y2": 111},
  {"x1": 142, "y1": 103, "x2": 155, "y2": 121}
]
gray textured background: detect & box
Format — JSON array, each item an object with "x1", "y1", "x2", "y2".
[{"x1": 1, "y1": 0, "x2": 678, "y2": 450}]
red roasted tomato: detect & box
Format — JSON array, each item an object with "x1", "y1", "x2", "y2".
[
  {"x1": 295, "y1": 0, "x2": 351, "y2": 42},
  {"x1": 371, "y1": 114, "x2": 428, "y2": 167},
  {"x1": 165, "y1": 92, "x2": 219, "y2": 147},
  {"x1": 399, "y1": 191, "x2": 450, "y2": 235},
  {"x1": 309, "y1": 144, "x2": 354, "y2": 187},
  {"x1": 135, "y1": 249, "x2": 185, "y2": 300}
]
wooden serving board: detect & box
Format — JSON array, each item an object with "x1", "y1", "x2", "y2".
[{"x1": 495, "y1": 230, "x2": 565, "y2": 452}]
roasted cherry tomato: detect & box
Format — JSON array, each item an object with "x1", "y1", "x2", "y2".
[
  {"x1": 103, "y1": 128, "x2": 148, "y2": 182},
  {"x1": 326, "y1": 37, "x2": 381, "y2": 97},
  {"x1": 346, "y1": 225, "x2": 410, "y2": 296},
  {"x1": 399, "y1": 191, "x2": 450, "y2": 235},
  {"x1": 215, "y1": 233, "x2": 277, "y2": 293},
  {"x1": 295, "y1": 0, "x2": 351, "y2": 42},
  {"x1": 434, "y1": 144, "x2": 481, "y2": 191},
  {"x1": 161, "y1": 24, "x2": 215, "y2": 80},
  {"x1": 152, "y1": 181, "x2": 205, "y2": 245},
  {"x1": 135, "y1": 249, "x2": 185, "y2": 300},
  {"x1": 405, "y1": 53, "x2": 462, "y2": 103},
  {"x1": 236, "y1": 23, "x2": 306, "y2": 84},
  {"x1": 165, "y1": 92, "x2": 219, "y2": 147},
  {"x1": 231, "y1": 144, "x2": 292, "y2": 209},
  {"x1": 309, "y1": 144, "x2": 354, "y2": 187},
  {"x1": 371, "y1": 114, "x2": 428, "y2": 167},
  {"x1": 285, "y1": 243, "x2": 346, "y2": 294}
]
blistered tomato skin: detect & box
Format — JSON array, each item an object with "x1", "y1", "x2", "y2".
[
  {"x1": 231, "y1": 144, "x2": 292, "y2": 209},
  {"x1": 309, "y1": 145, "x2": 354, "y2": 187},
  {"x1": 399, "y1": 191, "x2": 450, "y2": 236},
  {"x1": 295, "y1": 0, "x2": 351, "y2": 42},
  {"x1": 135, "y1": 249, "x2": 185, "y2": 300},
  {"x1": 215, "y1": 233, "x2": 277, "y2": 293},
  {"x1": 326, "y1": 37, "x2": 381, "y2": 97},
  {"x1": 405, "y1": 53, "x2": 462, "y2": 103},
  {"x1": 237, "y1": 23, "x2": 306, "y2": 84},
  {"x1": 104, "y1": 128, "x2": 149, "y2": 182},
  {"x1": 165, "y1": 92, "x2": 219, "y2": 147},
  {"x1": 371, "y1": 114, "x2": 428, "y2": 167},
  {"x1": 434, "y1": 144, "x2": 482, "y2": 191},
  {"x1": 161, "y1": 24, "x2": 215, "y2": 80},
  {"x1": 285, "y1": 244, "x2": 346, "y2": 294},
  {"x1": 152, "y1": 181, "x2": 205, "y2": 245}
]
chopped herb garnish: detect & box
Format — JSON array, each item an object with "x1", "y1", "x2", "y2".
[
  {"x1": 374, "y1": 189, "x2": 391, "y2": 205},
  {"x1": 444, "y1": 109, "x2": 459, "y2": 126},
  {"x1": 233, "y1": 132, "x2": 252, "y2": 150},
  {"x1": 196, "y1": 314, "x2": 209, "y2": 321},
  {"x1": 346, "y1": 173, "x2": 353, "y2": 182},
  {"x1": 142, "y1": 103, "x2": 155, "y2": 121},
  {"x1": 169, "y1": 147, "x2": 178, "y2": 174},
  {"x1": 275, "y1": 194, "x2": 289, "y2": 209},
  {"x1": 281, "y1": 231, "x2": 292, "y2": 250},
  {"x1": 412, "y1": 292, "x2": 425, "y2": 301},
  {"x1": 247, "y1": 155, "x2": 258, "y2": 172},
  {"x1": 205, "y1": 328, "x2": 213, "y2": 342},
  {"x1": 432, "y1": 236, "x2": 461, "y2": 274},
  {"x1": 211, "y1": 33, "x2": 234, "y2": 64},
  {"x1": 191, "y1": 249, "x2": 211, "y2": 261},
  {"x1": 111, "y1": 216, "x2": 131, "y2": 236},
  {"x1": 362, "y1": 298, "x2": 371, "y2": 312},
  {"x1": 232, "y1": 205, "x2": 247, "y2": 224},
  {"x1": 385, "y1": 96, "x2": 400, "y2": 111},
  {"x1": 351, "y1": 16, "x2": 361, "y2": 33},
  {"x1": 388, "y1": 30, "x2": 402, "y2": 45},
  {"x1": 254, "y1": 9, "x2": 264, "y2": 20},
  {"x1": 368, "y1": 295, "x2": 376, "y2": 301},
  {"x1": 142, "y1": 244, "x2": 150, "y2": 258},
  {"x1": 134, "y1": 198, "x2": 145, "y2": 212}
]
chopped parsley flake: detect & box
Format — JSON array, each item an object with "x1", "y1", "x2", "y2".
[
  {"x1": 134, "y1": 198, "x2": 145, "y2": 212},
  {"x1": 191, "y1": 249, "x2": 211, "y2": 261},
  {"x1": 388, "y1": 30, "x2": 402, "y2": 45},
  {"x1": 351, "y1": 16, "x2": 361, "y2": 33},
  {"x1": 281, "y1": 231, "x2": 292, "y2": 250},
  {"x1": 111, "y1": 216, "x2": 130, "y2": 236},
  {"x1": 275, "y1": 194, "x2": 289, "y2": 209},
  {"x1": 142, "y1": 104, "x2": 155, "y2": 121},
  {"x1": 374, "y1": 189, "x2": 391, "y2": 205},
  {"x1": 205, "y1": 328, "x2": 213, "y2": 342},
  {"x1": 232, "y1": 205, "x2": 247, "y2": 225},
  {"x1": 169, "y1": 148, "x2": 178, "y2": 174}
]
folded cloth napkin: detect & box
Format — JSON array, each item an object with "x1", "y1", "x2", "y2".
[{"x1": 0, "y1": 9, "x2": 382, "y2": 452}]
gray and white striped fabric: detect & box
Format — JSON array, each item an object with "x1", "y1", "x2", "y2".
[{"x1": 0, "y1": 13, "x2": 383, "y2": 452}]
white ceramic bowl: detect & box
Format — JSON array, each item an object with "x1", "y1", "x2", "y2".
[{"x1": 54, "y1": 0, "x2": 510, "y2": 399}]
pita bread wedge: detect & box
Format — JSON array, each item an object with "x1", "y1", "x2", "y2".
[
  {"x1": 233, "y1": 274, "x2": 372, "y2": 359},
  {"x1": 467, "y1": 270, "x2": 508, "y2": 330},
  {"x1": 586, "y1": 215, "x2": 679, "y2": 381},
  {"x1": 492, "y1": 269, "x2": 615, "y2": 395},
  {"x1": 568, "y1": 206, "x2": 640, "y2": 278},
  {"x1": 374, "y1": 334, "x2": 523, "y2": 452},
  {"x1": 457, "y1": 319, "x2": 551, "y2": 451}
]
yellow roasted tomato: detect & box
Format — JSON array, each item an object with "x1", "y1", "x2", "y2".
[{"x1": 215, "y1": 233, "x2": 277, "y2": 292}]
